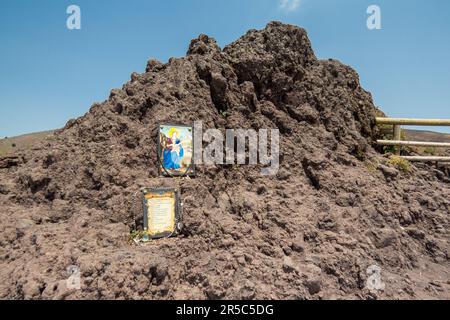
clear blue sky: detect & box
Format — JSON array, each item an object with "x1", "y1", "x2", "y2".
[{"x1": 1, "y1": 0, "x2": 450, "y2": 137}]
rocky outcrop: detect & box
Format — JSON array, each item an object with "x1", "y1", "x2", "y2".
[{"x1": 0, "y1": 22, "x2": 448, "y2": 300}]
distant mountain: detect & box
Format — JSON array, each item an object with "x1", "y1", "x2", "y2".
[
  {"x1": 404, "y1": 129, "x2": 450, "y2": 142},
  {"x1": 0, "y1": 130, "x2": 54, "y2": 156}
]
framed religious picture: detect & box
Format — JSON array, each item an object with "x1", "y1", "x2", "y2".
[
  {"x1": 142, "y1": 187, "x2": 182, "y2": 239},
  {"x1": 158, "y1": 123, "x2": 195, "y2": 177}
]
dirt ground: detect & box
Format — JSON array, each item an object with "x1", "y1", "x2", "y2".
[{"x1": 0, "y1": 22, "x2": 448, "y2": 300}]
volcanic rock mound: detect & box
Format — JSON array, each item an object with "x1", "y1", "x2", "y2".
[{"x1": 0, "y1": 22, "x2": 449, "y2": 300}]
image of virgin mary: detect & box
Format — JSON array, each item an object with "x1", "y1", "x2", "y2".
[{"x1": 162, "y1": 128, "x2": 184, "y2": 170}]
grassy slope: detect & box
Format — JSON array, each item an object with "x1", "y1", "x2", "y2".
[
  {"x1": 393, "y1": 129, "x2": 450, "y2": 157},
  {"x1": 404, "y1": 129, "x2": 450, "y2": 142},
  {"x1": 0, "y1": 130, "x2": 54, "y2": 157}
]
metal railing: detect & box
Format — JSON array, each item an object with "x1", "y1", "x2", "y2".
[{"x1": 376, "y1": 117, "x2": 450, "y2": 162}]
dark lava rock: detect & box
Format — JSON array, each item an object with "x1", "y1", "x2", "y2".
[{"x1": 0, "y1": 21, "x2": 448, "y2": 300}]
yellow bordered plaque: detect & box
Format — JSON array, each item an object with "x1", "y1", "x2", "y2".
[{"x1": 142, "y1": 188, "x2": 181, "y2": 239}]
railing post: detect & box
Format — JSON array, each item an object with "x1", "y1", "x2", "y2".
[
  {"x1": 376, "y1": 118, "x2": 450, "y2": 162},
  {"x1": 393, "y1": 125, "x2": 402, "y2": 155}
]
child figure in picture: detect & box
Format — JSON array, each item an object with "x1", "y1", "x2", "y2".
[{"x1": 163, "y1": 128, "x2": 184, "y2": 170}]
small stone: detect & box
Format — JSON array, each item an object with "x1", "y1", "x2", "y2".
[
  {"x1": 187, "y1": 34, "x2": 221, "y2": 55},
  {"x1": 146, "y1": 59, "x2": 164, "y2": 73},
  {"x1": 378, "y1": 164, "x2": 399, "y2": 179},
  {"x1": 291, "y1": 236, "x2": 305, "y2": 253},
  {"x1": 282, "y1": 256, "x2": 296, "y2": 273},
  {"x1": 239, "y1": 281, "x2": 256, "y2": 300},
  {"x1": 22, "y1": 280, "x2": 43, "y2": 298},
  {"x1": 237, "y1": 256, "x2": 246, "y2": 265},
  {"x1": 304, "y1": 279, "x2": 322, "y2": 295},
  {"x1": 130, "y1": 72, "x2": 140, "y2": 82},
  {"x1": 277, "y1": 169, "x2": 291, "y2": 181},
  {"x1": 406, "y1": 228, "x2": 426, "y2": 240},
  {"x1": 373, "y1": 228, "x2": 398, "y2": 248},
  {"x1": 282, "y1": 245, "x2": 292, "y2": 256},
  {"x1": 205, "y1": 283, "x2": 227, "y2": 300},
  {"x1": 256, "y1": 185, "x2": 267, "y2": 195},
  {"x1": 433, "y1": 169, "x2": 445, "y2": 180},
  {"x1": 148, "y1": 260, "x2": 168, "y2": 285},
  {"x1": 244, "y1": 253, "x2": 253, "y2": 263}
]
